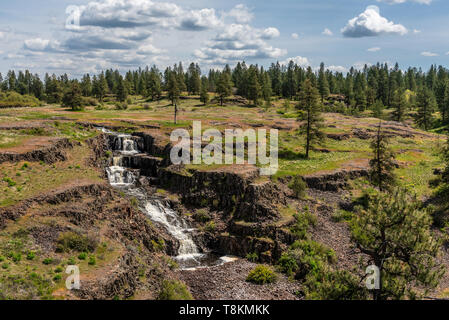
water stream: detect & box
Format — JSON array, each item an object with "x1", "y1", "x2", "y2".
[{"x1": 101, "y1": 128, "x2": 235, "y2": 270}]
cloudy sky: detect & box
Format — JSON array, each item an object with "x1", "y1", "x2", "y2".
[{"x1": 0, "y1": 0, "x2": 448, "y2": 77}]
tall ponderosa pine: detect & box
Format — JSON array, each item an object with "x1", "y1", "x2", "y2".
[
  {"x1": 216, "y1": 72, "x2": 233, "y2": 106},
  {"x1": 416, "y1": 87, "x2": 436, "y2": 131},
  {"x1": 297, "y1": 79, "x2": 325, "y2": 159},
  {"x1": 247, "y1": 66, "x2": 261, "y2": 105},
  {"x1": 62, "y1": 82, "x2": 83, "y2": 111},
  {"x1": 318, "y1": 63, "x2": 330, "y2": 103},
  {"x1": 116, "y1": 77, "x2": 128, "y2": 102},
  {"x1": 390, "y1": 89, "x2": 407, "y2": 122},
  {"x1": 351, "y1": 189, "x2": 444, "y2": 300},
  {"x1": 167, "y1": 72, "x2": 180, "y2": 106},
  {"x1": 369, "y1": 122, "x2": 396, "y2": 192},
  {"x1": 200, "y1": 85, "x2": 210, "y2": 106}
]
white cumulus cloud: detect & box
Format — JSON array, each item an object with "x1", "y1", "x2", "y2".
[
  {"x1": 421, "y1": 51, "x2": 438, "y2": 57},
  {"x1": 280, "y1": 56, "x2": 310, "y2": 67},
  {"x1": 367, "y1": 47, "x2": 381, "y2": 52},
  {"x1": 322, "y1": 28, "x2": 333, "y2": 36},
  {"x1": 341, "y1": 5, "x2": 408, "y2": 38},
  {"x1": 376, "y1": 0, "x2": 432, "y2": 4}
]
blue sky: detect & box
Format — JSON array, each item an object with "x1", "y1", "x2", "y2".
[{"x1": 0, "y1": 0, "x2": 448, "y2": 77}]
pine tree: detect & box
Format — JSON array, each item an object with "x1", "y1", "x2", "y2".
[
  {"x1": 81, "y1": 74, "x2": 92, "y2": 97},
  {"x1": 147, "y1": 68, "x2": 162, "y2": 101},
  {"x1": 116, "y1": 76, "x2": 128, "y2": 102},
  {"x1": 98, "y1": 73, "x2": 108, "y2": 102},
  {"x1": 62, "y1": 81, "x2": 83, "y2": 111},
  {"x1": 369, "y1": 122, "x2": 396, "y2": 192},
  {"x1": 200, "y1": 85, "x2": 210, "y2": 106},
  {"x1": 297, "y1": 79, "x2": 325, "y2": 159},
  {"x1": 372, "y1": 100, "x2": 385, "y2": 119},
  {"x1": 416, "y1": 87, "x2": 436, "y2": 131},
  {"x1": 167, "y1": 72, "x2": 180, "y2": 106},
  {"x1": 351, "y1": 188, "x2": 444, "y2": 300},
  {"x1": 262, "y1": 72, "x2": 272, "y2": 102},
  {"x1": 318, "y1": 63, "x2": 330, "y2": 102},
  {"x1": 390, "y1": 89, "x2": 407, "y2": 122},
  {"x1": 247, "y1": 66, "x2": 261, "y2": 105},
  {"x1": 216, "y1": 72, "x2": 232, "y2": 106}
]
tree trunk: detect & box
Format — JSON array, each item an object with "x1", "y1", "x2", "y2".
[
  {"x1": 174, "y1": 103, "x2": 178, "y2": 124},
  {"x1": 306, "y1": 110, "x2": 311, "y2": 159}
]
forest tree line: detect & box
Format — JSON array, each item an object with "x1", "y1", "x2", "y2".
[{"x1": 1, "y1": 61, "x2": 449, "y2": 129}]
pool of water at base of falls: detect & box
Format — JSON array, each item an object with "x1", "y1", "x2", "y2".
[{"x1": 101, "y1": 128, "x2": 237, "y2": 270}]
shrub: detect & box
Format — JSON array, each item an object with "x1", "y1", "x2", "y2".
[
  {"x1": 53, "y1": 274, "x2": 62, "y2": 281},
  {"x1": 78, "y1": 252, "x2": 87, "y2": 260},
  {"x1": 10, "y1": 252, "x2": 21, "y2": 263},
  {"x1": 81, "y1": 97, "x2": 99, "y2": 106},
  {"x1": 54, "y1": 266, "x2": 63, "y2": 273},
  {"x1": 278, "y1": 252, "x2": 299, "y2": 276},
  {"x1": 88, "y1": 256, "x2": 96, "y2": 266},
  {"x1": 246, "y1": 252, "x2": 259, "y2": 263},
  {"x1": 2, "y1": 263, "x2": 9, "y2": 269},
  {"x1": 289, "y1": 175, "x2": 307, "y2": 199},
  {"x1": 3, "y1": 177, "x2": 16, "y2": 187},
  {"x1": 193, "y1": 209, "x2": 211, "y2": 223},
  {"x1": 42, "y1": 258, "x2": 54, "y2": 265},
  {"x1": 205, "y1": 221, "x2": 216, "y2": 232},
  {"x1": 290, "y1": 210, "x2": 317, "y2": 240},
  {"x1": 0, "y1": 256, "x2": 4, "y2": 262},
  {"x1": 246, "y1": 265, "x2": 277, "y2": 285},
  {"x1": 56, "y1": 232, "x2": 98, "y2": 253},
  {"x1": 116, "y1": 102, "x2": 128, "y2": 110},
  {"x1": 0, "y1": 92, "x2": 41, "y2": 108},
  {"x1": 157, "y1": 280, "x2": 193, "y2": 300},
  {"x1": 67, "y1": 257, "x2": 76, "y2": 265}
]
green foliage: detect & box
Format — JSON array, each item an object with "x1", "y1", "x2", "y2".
[
  {"x1": 62, "y1": 82, "x2": 84, "y2": 111},
  {"x1": 297, "y1": 79, "x2": 326, "y2": 158},
  {"x1": 246, "y1": 265, "x2": 277, "y2": 285},
  {"x1": 42, "y1": 258, "x2": 54, "y2": 265},
  {"x1": 78, "y1": 252, "x2": 87, "y2": 260},
  {"x1": 277, "y1": 252, "x2": 299, "y2": 276},
  {"x1": 116, "y1": 102, "x2": 128, "y2": 110},
  {"x1": 415, "y1": 87, "x2": 437, "y2": 131},
  {"x1": 288, "y1": 175, "x2": 307, "y2": 199},
  {"x1": 53, "y1": 274, "x2": 62, "y2": 281},
  {"x1": 157, "y1": 280, "x2": 193, "y2": 300},
  {"x1": 369, "y1": 122, "x2": 396, "y2": 192},
  {"x1": 88, "y1": 256, "x2": 96, "y2": 266},
  {"x1": 0, "y1": 91, "x2": 41, "y2": 108},
  {"x1": 290, "y1": 209, "x2": 317, "y2": 240},
  {"x1": 351, "y1": 188, "x2": 445, "y2": 300},
  {"x1": 216, "y1": 72, "x2": 233, "y2": 106},
  {"x1": 193, "y1": 209, "x2": 211, "y2": 223},
  {"x1": 3, "y1": 177, "x2": 16, "y2": 187},
  {"x1": 305, "y1": 270, "x2": 368, "y2": 300},
  {"x1": 390, "y1": 89, "x2": 408, "y2": 122},
  {"x1": 56, "y1": 232, "x2": 98, "y2": 253},
  {"x1": 204, "y1": 221, "x2": 216, "y2": 233},
  {"x1": 200, "y1": 86, "x2": 210, "y2": 105},
  {"x1": 246, "y1": 252, "x2": 259, "y2": 263}
]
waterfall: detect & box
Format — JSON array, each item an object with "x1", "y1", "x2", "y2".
[
  {"x1": 144, "y1": 201, "x2": 202, "y2": 261},
  {"x1": 101, "y1": 128, "x2": 205, "y2": 268}
]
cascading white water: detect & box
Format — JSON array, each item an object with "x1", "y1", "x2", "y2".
[
  {"x1": 106, "y1": 166, "x2": 135, "y2": 186},
  {"x1": 144, "y1": 200, "x2": 203, "y2": 261},
  {"x1": 102, "y1": 128, "x2": 204, "y2": 267}
]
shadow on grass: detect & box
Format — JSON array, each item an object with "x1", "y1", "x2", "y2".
[{"x1": 279, "y1": 149, "x2": 307, "y2": 160}]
